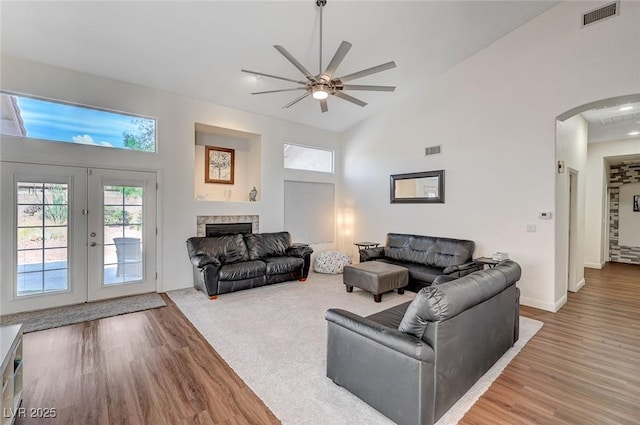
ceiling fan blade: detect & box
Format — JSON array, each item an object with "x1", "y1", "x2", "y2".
[
  {"x1": 338, "y1": 61, "x2": 397, "y2": 83},
  {"x1": 320, "y1": 99, "x2": 328, "y2": 113},
  {"x1": 283, "y1": 93, "x2": 310, "y2": 109},
  {"x1": 274, "y1": 45, "x2": 316, "y2": 81},
  {"x1": 342, "y1": 85, "x2": 396, "y2": 92},
  {"x1": 334, "y1": 91, "x2": 368, "y2": 107},
  {"x1": 251, "y1": 87, "x2": 307, "y2": 95},
  {"x1": 323, "y1": 41, "x2": 352, "y2": 79},
  {"x1": 241, "y1": 69, "x2": 306, "y2": 85}
]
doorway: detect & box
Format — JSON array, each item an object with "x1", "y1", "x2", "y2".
[
  {"x1": 0, "y1": 162, "x2": 157, "y2": 314},
  {"x1": 567, "y1": 168, "x2": 580, "y2": 292}
]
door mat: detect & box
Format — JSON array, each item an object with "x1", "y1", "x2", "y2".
[{"x1": 0, "y1": 292, "x2": 166, "y2": 333}]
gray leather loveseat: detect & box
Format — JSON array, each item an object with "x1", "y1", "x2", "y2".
[
  {"x1": 325, "y1": 261, "x2": 521, "y2": 425},
  {"x1": 186, "y1": 232, "x2": 313, "y2": 298},
  {"x1": 360, "y1": 233, "x2": 480, "y2": 291}
]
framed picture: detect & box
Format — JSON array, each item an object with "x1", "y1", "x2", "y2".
[
  {"x1": 205, "y1": 146, "x2": 234, "y2": 184},
  {"x1": 634, "y1": 195, "x2": 639, "y2": 212}
]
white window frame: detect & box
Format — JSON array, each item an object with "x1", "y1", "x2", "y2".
[
  {"x1": 0, "y1": 90, "x2": 157, "y2": 153},
  {"x1": 283, "y1": 143, "x2": 334, "y2": 174}
]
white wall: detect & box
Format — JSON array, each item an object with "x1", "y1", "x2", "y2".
[
  {"x1": 585, "y1": 138, "x2": 640, "y2": 267},
  {"x1": 341, "y1": 1, "x2": 640, "y2": 312},
  {"x1": 0, "y1": 55, "x2": 342, "y2": 293},
  {"x1": 555, "y1": 115, "x2": 588, "y2": 298}
]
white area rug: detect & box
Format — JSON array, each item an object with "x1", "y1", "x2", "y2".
[{"x1": 168, "y1": 272, "x2": 542, "y2": 425}]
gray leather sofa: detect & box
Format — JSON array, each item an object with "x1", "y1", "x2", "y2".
[
  {"x1": 360, "y1": 233, "x2": 480, "y2": 291},
  {"x1": 186, "y1": 232, "x2": 313, "y2": 298},
  {"x1": 325, "y1": 261, "x2": 521, "y2": 425}
]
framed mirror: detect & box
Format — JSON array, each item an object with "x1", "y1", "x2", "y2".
[{"x1": 390, "y1": 170, "x2": 445, "y2": 203}]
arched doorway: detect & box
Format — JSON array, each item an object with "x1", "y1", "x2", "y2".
[{"x1": 555, "y1": 93, "x2": 640, "y2": 307}]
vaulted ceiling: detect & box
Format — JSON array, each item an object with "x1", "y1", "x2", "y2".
[{"x1": 1, "y1": 1, "x2": 560, "y2": 133}]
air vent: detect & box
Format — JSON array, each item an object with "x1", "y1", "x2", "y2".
[
  {"x1": 582, "y1": 1, "x2": 618, "y2": 27},
  {"x1": 425, "y1": 145, "x2": 441, "y2": 156}
]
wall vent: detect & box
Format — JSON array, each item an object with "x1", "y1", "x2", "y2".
[
  {"x1": 582, "y1": 1, "x2": 619, "y2": 27},
  {"x1": 425, "y1": 145, "x2": 441, "y2": 156}
]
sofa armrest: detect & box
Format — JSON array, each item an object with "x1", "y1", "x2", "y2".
[
  {"x1": 286, "y1": 245, "x2": 314, "y2": 257},
  {"x1": 191, "y1": 262, "x2": 222, "y2": 296},
  {"x1": 442, "y1": 261, "x2": 481, "y2": 277},
  {"x1": 359, "y1": 247, "x2": 385, "y2": 262},
  {"x1": 325, "y1": 309, "x2": 434, "y2": 362},
  {"x1": 189, "y1": 254, "x2": 221, "y2": 268},
  {"x1": 432, "y1": 274, "x2": 457, "y2": 285}
]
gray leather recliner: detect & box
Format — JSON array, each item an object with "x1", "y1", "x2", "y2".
[{"x1": 325, "y1": 261, "x2": 521, "y2": 425}]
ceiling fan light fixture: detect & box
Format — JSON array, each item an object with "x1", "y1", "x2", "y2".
[{"x1": 312, "y1": 86, "x2": 329, "y2": 100}]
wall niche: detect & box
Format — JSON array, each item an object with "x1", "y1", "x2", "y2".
[{"x1": 194, "y1": 123, "x2": 262, "y2": 202}]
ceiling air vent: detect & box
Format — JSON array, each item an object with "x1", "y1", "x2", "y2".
[
  {"x1": 425, "y1": 145, "x2": 441, "y2": 156},
  {"x1": 582, "y1": 1, "x2": 619, "y2": 27}
]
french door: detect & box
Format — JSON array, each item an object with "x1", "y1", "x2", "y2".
[{"x1": 0, "y1": 163, "x2": 157, "y2": 314}]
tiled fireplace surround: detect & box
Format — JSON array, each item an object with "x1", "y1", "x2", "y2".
[{"x1": 196, "y1": 215, "x2": 259, "y2": 237}]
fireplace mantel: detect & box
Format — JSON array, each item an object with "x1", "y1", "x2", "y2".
[{"x1": 196, "y1": 215, "x2": 259, "y2": 236}]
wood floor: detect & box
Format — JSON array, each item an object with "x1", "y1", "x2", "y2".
[
  {"x1": 13, "y1": 262, "x2": 640, "y2": 424},
  {"x1": 461, "y1": 262, "x2": 640, "y2": 425},
  {"x1": 15, "y1": 293, "x2": 279, "y2": 425}
]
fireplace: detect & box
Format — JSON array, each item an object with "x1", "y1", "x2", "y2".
[
  {"x1": 206, "y1": 222, "x2": 252, "y2": 236},
  {"x1": 196, "y1": 215, "x2": 259, "y2": 237}
]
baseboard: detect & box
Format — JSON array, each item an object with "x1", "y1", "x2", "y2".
[
  {"x1": 575, "y1": 278, "x2": 586, "y2": 292},
  {"x1": 584, "y1": 261, "x2": 605, "y2": 269},
  {"x1": 520, "y1": 295, "x2": 566, "y2": 312}
]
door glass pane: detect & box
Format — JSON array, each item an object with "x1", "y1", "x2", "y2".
[
  {"x1": 103, "y1": 185, "x2": 144, "y2": 285},
  {"x1": 16, "y1": 182, "x2": 69, "y2": 296}
]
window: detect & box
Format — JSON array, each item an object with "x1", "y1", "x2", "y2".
[
  {"x1": 16, "y1": 182, "x2": 69, "y2": 296},
  {"x1": 103, "y1": 185, "x2": 144, "y2": 285},
  {"x1": 0, "y1": 92, "x2": 156, "y2": 152},
  {"x1": 284, "y1": 143, "x2": 333, "y2": 173}
]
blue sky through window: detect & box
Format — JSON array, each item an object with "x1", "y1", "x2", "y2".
[{"x1": 1, "y1": 93, "x2": 156, "y2": 151}]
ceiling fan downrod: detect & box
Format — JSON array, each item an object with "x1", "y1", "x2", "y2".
[{"x1": 317, "y1": 0, "x2": 327, "y2": 75}]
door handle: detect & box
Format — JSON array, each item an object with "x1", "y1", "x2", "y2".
[{"x1": 90, "y1": 242, "x2": 102, "y2": 247}]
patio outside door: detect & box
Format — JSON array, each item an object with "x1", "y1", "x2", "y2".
[
  {"x1": 0, "y1": 163, "x2": 157, "y2": 314},
  {"x1": 87, "y1": 168, "x2": 156, "y2": 301}
]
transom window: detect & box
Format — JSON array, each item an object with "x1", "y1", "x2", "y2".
[
  {"x1": 284, "y1": 143, "x2": 334, "y2": 173},
  {"x1": 0, "y1": 92, "x2": 156, "y2": 152}
]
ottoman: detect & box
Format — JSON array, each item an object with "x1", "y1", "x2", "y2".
[
  {"x1": 314, "y1": 251, "x2": 352, "y2": 274},
  {"x1": 343, "y1": 262, "x2": 409, "y2": 302}
]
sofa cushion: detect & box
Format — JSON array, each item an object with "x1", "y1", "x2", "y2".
[
  {"x1": 384, "y1": 233, "x2": 435, "y2": 265},
  {"x1": 398, "y1": 261, "x2": 521, "y2": 338},
  {"x1": 186, "y1": 235, "x2": 248, "y2": 265},
  {"x1": 425, "y1": 238, "x2": 475, "y2": 268},
  {"x1": 219, "y1": 260, "x2": 266, "y2": 281},
  {"x1": 245, "y1": 232, "x2": 291, "y2": 260},
  {"x1": 404, "y1": 263, "x2": 444, "y2": 284},
  {"x1": 263, "y1": 256, "x2": 303, "y2": 275},
  {"x1": 376, "y1": 259, "x2": 443, "y2": 284}
]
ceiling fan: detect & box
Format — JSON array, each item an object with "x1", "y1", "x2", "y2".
[{"x1": 241, "y1": 0, "x2": 396, "y2": 113}]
